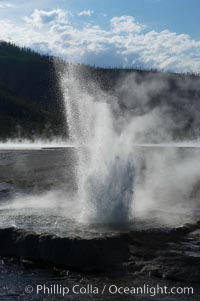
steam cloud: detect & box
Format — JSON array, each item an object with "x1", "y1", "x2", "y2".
[
  {"x1": 61, "y1": 66, "x2": 200, "y2": 225},
  {"x1": 2, "y1": 65, "x2": 199, "y2": 229}
]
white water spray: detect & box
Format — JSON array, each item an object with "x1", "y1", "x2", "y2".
[
  {"x1": 60, "y1": 65, "x2": 200, "y2": 225},
  {"x1": 61, "y1": 66, "x2": 135, "y2": 223}
]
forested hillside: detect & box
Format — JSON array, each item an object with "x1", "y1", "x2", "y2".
[
  {"x1": 0, "y1": 41, "x2": 200, "y2": 140},
  {"x1": 0, "y1": 41, "x2": 66, "y2": 139}
]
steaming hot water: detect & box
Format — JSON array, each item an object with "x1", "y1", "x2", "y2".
[
  {"x1": 0, "y1": 66, "x2": 200, "y2": 236},
  {"x1": 0, "y1": 68, "x2": 200, "y2": 301},
  {"x1": 60, "y1": 65, "x2": 200, "y2": 226}
]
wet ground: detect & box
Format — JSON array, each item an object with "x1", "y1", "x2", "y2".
[
  {"x1": 0, "y1": 257, "x2": 200, "y2": 301},
  {"x1": 0, "y1": 149, "x2": 199, "y2": 300}
]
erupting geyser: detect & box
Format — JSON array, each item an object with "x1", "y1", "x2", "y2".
[
  {"x1": 60, "y1": 65, "x2": 200, "y2": 226},
  {"x1": 61, "y1": 66, "x2": 135, "y2": 224}
]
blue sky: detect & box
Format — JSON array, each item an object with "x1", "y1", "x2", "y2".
[{"x1": 0, "y1": 0, "x2": 200, "y2": 71}]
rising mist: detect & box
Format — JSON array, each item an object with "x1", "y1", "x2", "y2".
[{"x1": 60, "y1": 64, "x2": 200, "y2": 225}]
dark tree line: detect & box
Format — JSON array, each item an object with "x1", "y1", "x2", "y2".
[
  {"x1": 0, "y1": 41, "x2": 200, "y2": 140},
  {"x1": 0, "y1": 41, "x2": 66, "y2": 139}
]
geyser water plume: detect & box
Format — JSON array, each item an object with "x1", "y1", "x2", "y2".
[
  {"x1": 60, "y1": 65, "x2": 200, "y2": 226},
  {"x1": 61, "y1": 65, "x2": 135, "y2": 223}
]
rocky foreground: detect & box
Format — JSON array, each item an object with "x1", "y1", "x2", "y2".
[{"x1": 0, "y1": 221, "x2": 199, "y2": 283}]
